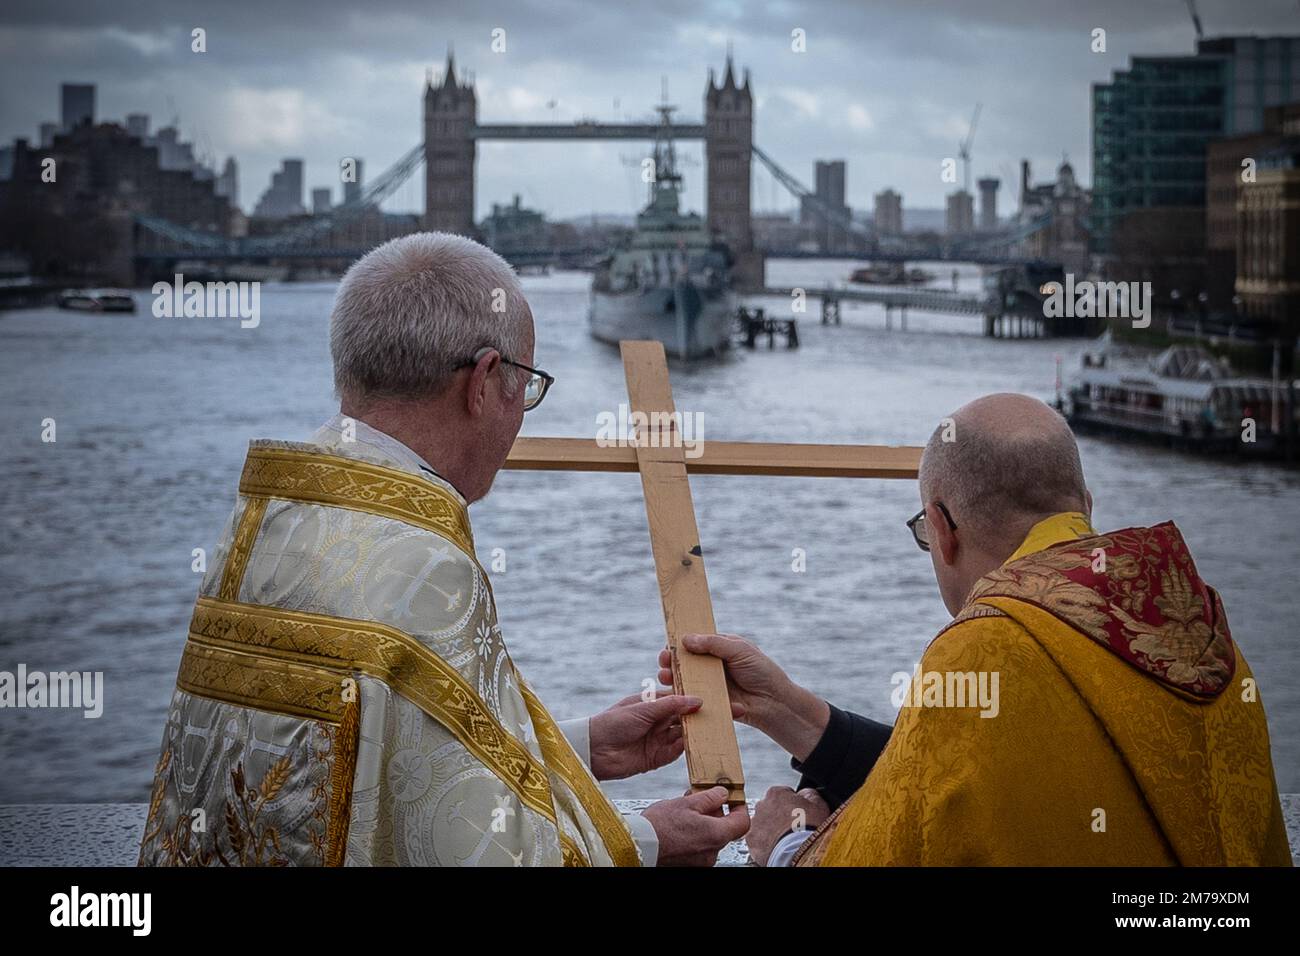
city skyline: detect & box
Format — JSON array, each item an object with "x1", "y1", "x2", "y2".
[{"x1": 2, "y1": 0, "x2": 1298, "y2": 221}]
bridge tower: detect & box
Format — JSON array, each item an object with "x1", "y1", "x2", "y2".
[
  {"x1": 705, "y1": 56, "x2": 760, "y2": 287},
  {"x1": 424, "y1": 51, "x2": 477, "y2": 236}
]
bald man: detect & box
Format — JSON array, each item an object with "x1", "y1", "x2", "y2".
[{"x1": 670, "y1": 394, "x2": 1291, "y2": 866}]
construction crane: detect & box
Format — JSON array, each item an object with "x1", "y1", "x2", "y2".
[
  {"x1": 1185, "y1": 0, "x2": 1204, "y2": 40},
  {"x1": 958, "y1": 102, "x2": 982, "y2": 195}
]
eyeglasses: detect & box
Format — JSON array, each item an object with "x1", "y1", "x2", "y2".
[
  {"x1": 458, "y1": 349, "x2": 555, "y2": 411},
  {"x1": 906, "y1": 502, "x2": 957, "y2": 552}
]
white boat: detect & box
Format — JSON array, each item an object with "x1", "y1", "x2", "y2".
[
  {"x1": 1065, "y1": 333, "x2": 1293, "y2": 453},
  {"x1": 57, "y1": 288, "x2": 136, "y2": 312}
]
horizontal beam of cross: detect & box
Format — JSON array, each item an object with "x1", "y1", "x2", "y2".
[{"x1": 505, "y1": 437, "x2": 922, "y2": 479}]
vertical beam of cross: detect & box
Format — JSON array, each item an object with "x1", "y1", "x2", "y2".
[{"x1": 620, "y1": 340, "x2": 746, "y2": 807}]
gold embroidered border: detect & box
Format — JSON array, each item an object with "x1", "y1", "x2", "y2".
[
  {"x1": 176, "y1": 641, "x2": 346, "y2": 724},
  {"x1": 139, "y1": 749, "x2": 173, "y2": 861},
  {"x1": 560, "y1": 837, "x2": 587, "y2": 867},
  {"x1": 219, "y1": 496, "x2": 269, "y2": 602},
  {"x1": 238, "y1": 447, "x2": 474, "y2": 557},
  {"x1": 936, "y1": 601, "x2": 1009, "y2": 639},
  {"x1": 186, "y1": 596, "x2": 562, "y2": 830},
  {"x1": 325, "y1": 697, "x2": 360, "y2": 867},
  {"x1": 520, "y1": 684, "x2": 640, "y2": 867}
]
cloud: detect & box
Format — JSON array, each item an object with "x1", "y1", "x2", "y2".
[
  {"x1": 217, "y1": 87, "x2": 334, "y2": 151},
  {"x1": 101, "y1": 26, "x2": 175, "y2": 58},
  {"x1": 771, "y1": 87, "x2": 823, "y2": 119},
  {"x1": 846, "y1": 103, "x2": 873, "y2": 131}
]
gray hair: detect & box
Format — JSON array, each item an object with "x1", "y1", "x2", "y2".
[
  {"x1": 330, "y1": 232, "x2": 532, "y2": 401},
  {"x1": 919, "y1": 394, "x2": 1088, "y2": 547}
]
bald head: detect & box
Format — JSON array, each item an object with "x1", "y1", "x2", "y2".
[{"x1": 919, "y1": 394, "x2": 1088, "y2": 552}]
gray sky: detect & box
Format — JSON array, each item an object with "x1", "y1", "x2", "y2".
[{"x1": 2, "y1": 0, "x2": 1296, "y2": 219}]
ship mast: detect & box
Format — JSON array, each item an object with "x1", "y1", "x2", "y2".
[{"x1": 649, "y1": 80, "x2": 682, "y2": 211}]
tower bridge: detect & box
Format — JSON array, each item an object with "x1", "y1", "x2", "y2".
[
  {"x1": 423, "y1": 52, "x2": 755, "y2": 277},
  {"x1": 467, "y1": 123, "x2": 706, "y2": 140},
  {"x1": 133, "y1": 52, "x2": 1052, "y2": 285}
]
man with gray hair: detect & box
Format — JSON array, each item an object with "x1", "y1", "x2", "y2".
[
  {"x1": 674, "y1": 393, "x2": 1290, "y2": 867},
  {"x1": 140, "y1": 232, "x2": 748, "y2": 867}
]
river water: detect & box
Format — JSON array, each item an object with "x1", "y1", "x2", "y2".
[{"x1": 1, "y1": 259, "x2": 1296, "y2": 805}]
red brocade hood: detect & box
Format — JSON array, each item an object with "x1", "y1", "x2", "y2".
[{"x1": 967, "y1": 521, "x2": 1236, "y2": 699}]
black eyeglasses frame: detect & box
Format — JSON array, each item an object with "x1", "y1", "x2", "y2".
[
  {"x1": 456, "y1": 348, "x2": 555, "y2": 411},
  {"x1": 906, "y1": 502, "x2": 958, "y2": 552}
]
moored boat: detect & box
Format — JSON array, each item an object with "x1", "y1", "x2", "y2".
[
  {"x1": 1065, "y1": 333, "x2": 1295, "y2": 454},
  {"x1": 57, "y1": 288, "x2": 136, "y2": 312},
  {"x1": 849, "y1": 263, "x2": 931, "y2": 285}
]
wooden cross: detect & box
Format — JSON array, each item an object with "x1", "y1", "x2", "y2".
[{"x1": 504, "y1": 340, "x2": 923, "y2": 807}]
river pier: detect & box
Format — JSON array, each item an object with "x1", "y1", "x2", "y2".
[{"x1": 758, "y1": 285, "x2": 1061, "y2": 339}]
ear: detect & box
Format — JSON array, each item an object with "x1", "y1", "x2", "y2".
[
  {"x1": 465, "y1": 349, "x2": 501, "y2": 418},
  {"x1": 928, "y1": 501, "x2": 959, "y2": 567}
]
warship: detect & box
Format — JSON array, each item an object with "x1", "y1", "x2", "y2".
[{"x1": 588, "y1": 103, "x2": 734, "y2": 359}]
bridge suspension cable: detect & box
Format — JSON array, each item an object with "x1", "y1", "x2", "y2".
[
  {"x1": 137, "y1": 141, "x2": 427, "y2": 256},
  {"x1": 749, "y1": 143, "x2": 867, "y2": 238}
]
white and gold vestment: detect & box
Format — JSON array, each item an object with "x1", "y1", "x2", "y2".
[{"x1": 140, "y1": 418, "x2": 642, "y2": 866}]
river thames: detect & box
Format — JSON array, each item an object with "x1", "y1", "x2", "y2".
[{"x1": 1, "y1": 259, "x2": 1297, "y2": 804}]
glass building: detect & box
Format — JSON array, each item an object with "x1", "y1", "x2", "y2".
[{"x1": 1091, "y1": 36, "x2": 1300, "y2": 255}]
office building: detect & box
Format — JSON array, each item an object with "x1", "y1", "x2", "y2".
[
  {"x1": 945, "y1": 190, "x2": 974, "y2": 235},
  {"x1": 1092, "y1": 36, "x2": 1300, "y2": 256},
  {"x1": 1235, "y1": 118, "x2": 1300, "y2": 331},
  {"x1": 977, "y1": 178, "x2": 999, "y2": 230},
  {"x1": 799, "y1": 159, "x2": 850, "y2": 250},
  {"x1": 126, "y1": 114, "x2": 150, "y2": 141},
  {"x1": 215, "y1": 157, "x2": 239, "y2": 208},
  {"x1": 253, "y1": 158, "x2": 306, "y2": 218},
  {"x1": 1205, "y1": 105, "x2": 1296, "y2": 307},
  {"x1": 343, "y1": 158, "x2": 364, "y2": 206},
  {"x1": 874, "y1": 188, "x2": 903, "y2": 236},
  {"x1": 60, "y1": 83, "x2": 95, "y2": 131}
]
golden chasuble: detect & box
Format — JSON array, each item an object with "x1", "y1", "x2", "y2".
[
  {"x1": 140, "y1": 434, "x2": 639, "y2": 867},
  {"x1": 794, "y1": 513, "x2": 1291, "y2": 867}
]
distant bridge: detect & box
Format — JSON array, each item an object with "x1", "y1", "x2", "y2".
[
  {"x1": 132, "y1": 55, "x2": 1058, "y2": 280},
  {"x1": 763, "y1": 285, "x2": 995, "y2": 317},
  {"x1": 759, "y1": 245, "x2": 1051, "y2": 268},
  {"x1": 470, "y1": 123, "x2": 705, "y2": 140},
  {"x1": 134, "y1": 139, "x2": 1052, "y2": 271},
  {"x1": 753, "y1": 279, "x2": 1090, "y2": 339}
]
